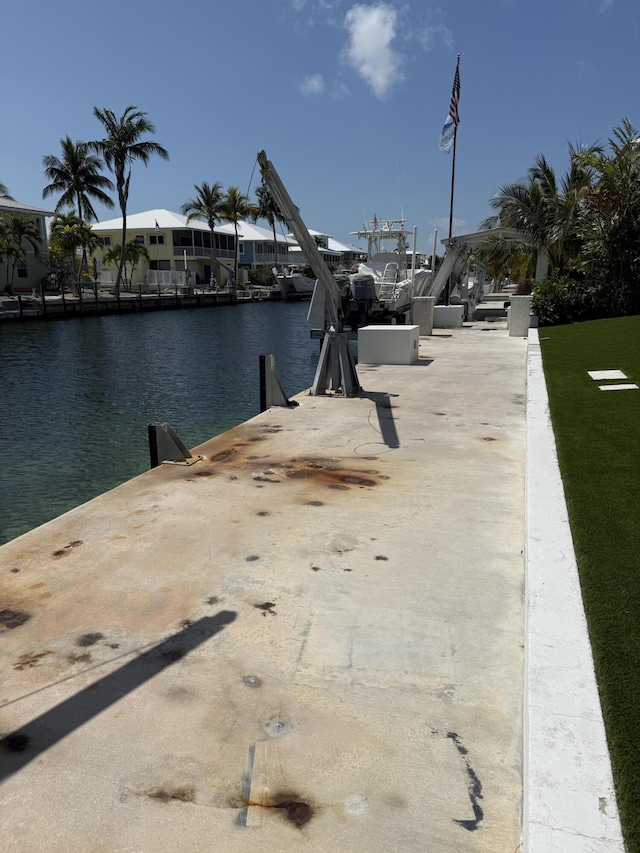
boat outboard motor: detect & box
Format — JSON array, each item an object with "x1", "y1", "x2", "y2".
[
  {"x1": 333, "y1": 274, "x2": 353, "y2": 326},
  {"x1": 350, "y1": 273, "x2": 378, "y2": 326}
]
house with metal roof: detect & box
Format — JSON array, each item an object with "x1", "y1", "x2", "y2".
[
  {"x1": 90, "y1": 209, "x2": 294, "y2": 288},
  {"x1": 0, "y1": 196, "x2": 54, "y2": 293},
  {"x1": 287, "y1": 229, "x2": 365, "y2": 270}
]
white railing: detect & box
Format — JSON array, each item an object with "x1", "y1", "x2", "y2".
[{"x1": 145, "y1": 270, "x2": 189, "y2": 287}]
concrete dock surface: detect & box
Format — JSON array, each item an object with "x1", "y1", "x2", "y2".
[{"x1": 1, "y1": 323, "x2": 528, "y2": 851}]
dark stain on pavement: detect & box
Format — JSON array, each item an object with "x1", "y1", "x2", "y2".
[
  {"x1": 77, "y1": 632, "x2": 104, "y2": 647},
  {"x1": 447, "y1": 731, "x2": 484, "y2": 831},
  {"x1": 147, "y1": 786, "x2": 196, "y2": 804},
  {"x1": 0, "y1": 609, "x2": 31, "y2": 629}
]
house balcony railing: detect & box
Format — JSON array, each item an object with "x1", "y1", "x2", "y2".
[
  {"x1": 253, "y1": 251, "x2": 290, "y2": 265},
  {"x1": 171, "y1": 247, "x2": 235, "y2": 260}
]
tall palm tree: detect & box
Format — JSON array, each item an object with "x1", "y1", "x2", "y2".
[
  {"x1": 180, "y1": 181, "x2": 223, "y2": 284},
  {"x1": 89, "y1": 106, "x2": 169, "y2": 294},
  {"x1": 252, "y1": 183, "x2": 287, "y2": 272},
  {"x1": 484, "y1": 146, "x2": 596, "y2": 280},
  {"x1": 0, "y1": 182, "x2": 11, "y2": 198},
  {"x1": 0, "y1": 213, "x2": 42, "y2": 294},
  {"x1": 219, "y1": 186, "x2": 258, "y2": 285},
  {"x1": 42, "y1": 137, "x2": 114, "y2": 222}
]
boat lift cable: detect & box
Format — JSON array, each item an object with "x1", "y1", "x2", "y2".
[{"x1": 244, "y1": 158, "x2": 259, "y2": 201}]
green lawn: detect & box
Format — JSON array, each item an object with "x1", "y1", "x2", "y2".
[{"x1": 540, "y1": 315, "x2": 640, "y2": 849}]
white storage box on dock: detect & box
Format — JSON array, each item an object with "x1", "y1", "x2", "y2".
[{"x1": 358, "y1": 324, "x2": 420, "y2": 364}]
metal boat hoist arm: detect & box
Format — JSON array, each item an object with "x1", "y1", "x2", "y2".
[{"x1": 257, "y1": 150, "x2": 360, "y2": 396}]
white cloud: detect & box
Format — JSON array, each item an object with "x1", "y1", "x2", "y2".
[
  {"x1": 343, "y1": 3, "x2": 404, "y2": 100},
  {"x1": 430, "y1": 217, "x2": 466, "y2": 235},
  {"x1": 418, "y1": 9, "x2": 454, "y2": 51},
  {"x1": 332, "y1": 77, "x2": 351, "y2": 98},
  {"x1": 299, "y1": 73, "x2": 325, "y2": 95},
  {"x1": 584, "y1": 0, "x2": 614, "y2": 10}
]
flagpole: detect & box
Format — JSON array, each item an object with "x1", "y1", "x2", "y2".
[{"x1": 445, "y1": 125, "x2": 458, "y2": 304}]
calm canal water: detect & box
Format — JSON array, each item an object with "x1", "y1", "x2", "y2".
[{"x1": 0, "y1": 302, "x2": 319, "y2": 545}]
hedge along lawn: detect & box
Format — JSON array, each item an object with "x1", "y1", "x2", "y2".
[{"x1": 540, "y1": 315, "x2": 640, "y2": 848}]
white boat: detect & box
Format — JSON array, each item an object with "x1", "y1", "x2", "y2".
[
  {"x1": 349, "y1": 218, "x2": 431, "y2": 320},
  {"x1": 276, "y1": 266, "x2": 316, "y2": 300}
]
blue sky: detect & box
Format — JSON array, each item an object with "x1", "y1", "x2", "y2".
[{"x1": 1, "y1": 0, "x2": 637, "y2": 253}]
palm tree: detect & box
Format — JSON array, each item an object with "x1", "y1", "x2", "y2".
[
  {"x1": 576, "y1": 119, "x2": 640, "y2": 313},
  {"x1": 252, "y1": 183, "x2": 287, "y2": 273},
  {"x1": 49, "y1": 211, "x2": 84, "y2": 290},
  {"x1": 89, "y1": 106, "x2": 169, "y2": 295},
  {"x1": 124, "y1": 240, "x2": 150, "y2": 289},
  {"x1": 102, "y1": 243, "x2": 124, "y2": 280},
  {"x1": 0, "y1": 213, "x2": 42, "y2": 294},
  {"x1": 219, "y1": 186, "x2": 258, "y2": 285},
  {"x1": 42, "y1": 137, "x2": 114, "y2": 222},
  {"x1": 180, "y1": 181, "x2": 223, "y2": 284},
  {"x1": 484, "y1": 146, "x2": 596, "y2": 280},
  {"x1": 101, "y1": 240, "x2": 149, "y2": 289},
  {"x1": 0, "y1": 182, "x2": 11, "y2": 198}
]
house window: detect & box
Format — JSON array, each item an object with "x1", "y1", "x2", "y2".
[
  {"x1": 17, "y1": 267, "x2": 27, "y2": 278},
  {"x1": 149, "y1": 235, "x2": 164, "y2": 245},
  {"x1": 102, "y1": 236, "x2": 111, "y2": 247},
  {"x1": 239, "y1": 242, "x2": 244, "y2": 255},
  {"x1": 135, "y1": 235, "x2": 144, "y2": 245}
]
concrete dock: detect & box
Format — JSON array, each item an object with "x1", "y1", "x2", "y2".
[{"x1": 0, "y1": 322, "x2": 609, "y2": 850}]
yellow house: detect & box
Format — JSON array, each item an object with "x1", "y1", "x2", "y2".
[
  {"x1": 91, "y1": 208, "x2": 239, "y2": 288},
  {"x1": 91, "y1": 209, "x2": 295, "y2": 288}
]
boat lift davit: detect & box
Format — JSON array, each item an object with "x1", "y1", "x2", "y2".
[{"x1": 257, "y1": 150, "x2": 361, "y2": 397}]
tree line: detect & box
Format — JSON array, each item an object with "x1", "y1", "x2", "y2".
[
  {"x1": 474, "y1": 118, "x2": 640, "y2": 324},
  {"x1": 0, "y1": 105, "x2": 285, "y2": 295},
  {"x1": 4, "y1": 112, "x2": 638, "y2": 324}
]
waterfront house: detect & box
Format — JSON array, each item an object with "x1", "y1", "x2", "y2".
[
  {"x1": 287, "y1": 229, "x2": 365, "y2": 270},
  {"x1": 91, "y1": 209, "x2": 294, "y2": 288},
  {"x1": 0, "y1": 196, "x2": 53, "y2": 293}
]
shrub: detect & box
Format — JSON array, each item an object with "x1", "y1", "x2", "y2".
[
  {"x1": 248, "y1": 267, "x2": 276, "y2": 287},
  {"x1": 531, "y1": 275, "x2": 596, "y2": 326}
]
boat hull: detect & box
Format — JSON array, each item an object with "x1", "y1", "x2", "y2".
[{"x1": 277, "y1": 274, "x2": 316, "y2": 300}]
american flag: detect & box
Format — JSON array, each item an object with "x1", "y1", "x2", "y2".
[
  {"x1": 449, "y1": 57, "x2": 460, "y2": 127},
  {"x1": 439, "y1": 56, "x2": 461, "y2": 153}
]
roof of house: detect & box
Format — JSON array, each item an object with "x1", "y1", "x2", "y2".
[
  {"x1": 91, "y1": 209, "x2": 295, "y2": 243},
  {"x1": 290, "y1": 229, "x2": 364, "y2": 254},
  {"x1": 0, "y1": 196, "x2": 54, "y2": 216}
]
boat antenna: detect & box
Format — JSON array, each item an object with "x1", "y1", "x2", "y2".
[
  {"x1": 350, "y1": 165, "x2": 368, "y2": 233},
  {"x1": 399, "y1": 160, "x2": 404, "y2": 221}
]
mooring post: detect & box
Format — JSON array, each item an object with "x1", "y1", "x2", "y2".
[
  {"x1": 148, "y1": 423, "x2": 159, "y2": 468},
  {"x1": 259, "y1": 354, "x2": 268, "y2": 412}
]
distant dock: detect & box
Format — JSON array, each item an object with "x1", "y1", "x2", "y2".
[{"x1": 0, "y1": 286, "x2": 282, "y2": 322}]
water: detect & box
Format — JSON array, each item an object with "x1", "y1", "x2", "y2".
[{"x1": 0, "y1": 302, "x2": 319, "y2": 545}]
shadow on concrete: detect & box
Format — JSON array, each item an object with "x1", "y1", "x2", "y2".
[
  {"x1": 359, "y1": 391, "x2": 401, "y2": 449},
  {"x1": 0, "y1": 611, "x2": 236, "y2": 783}
]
